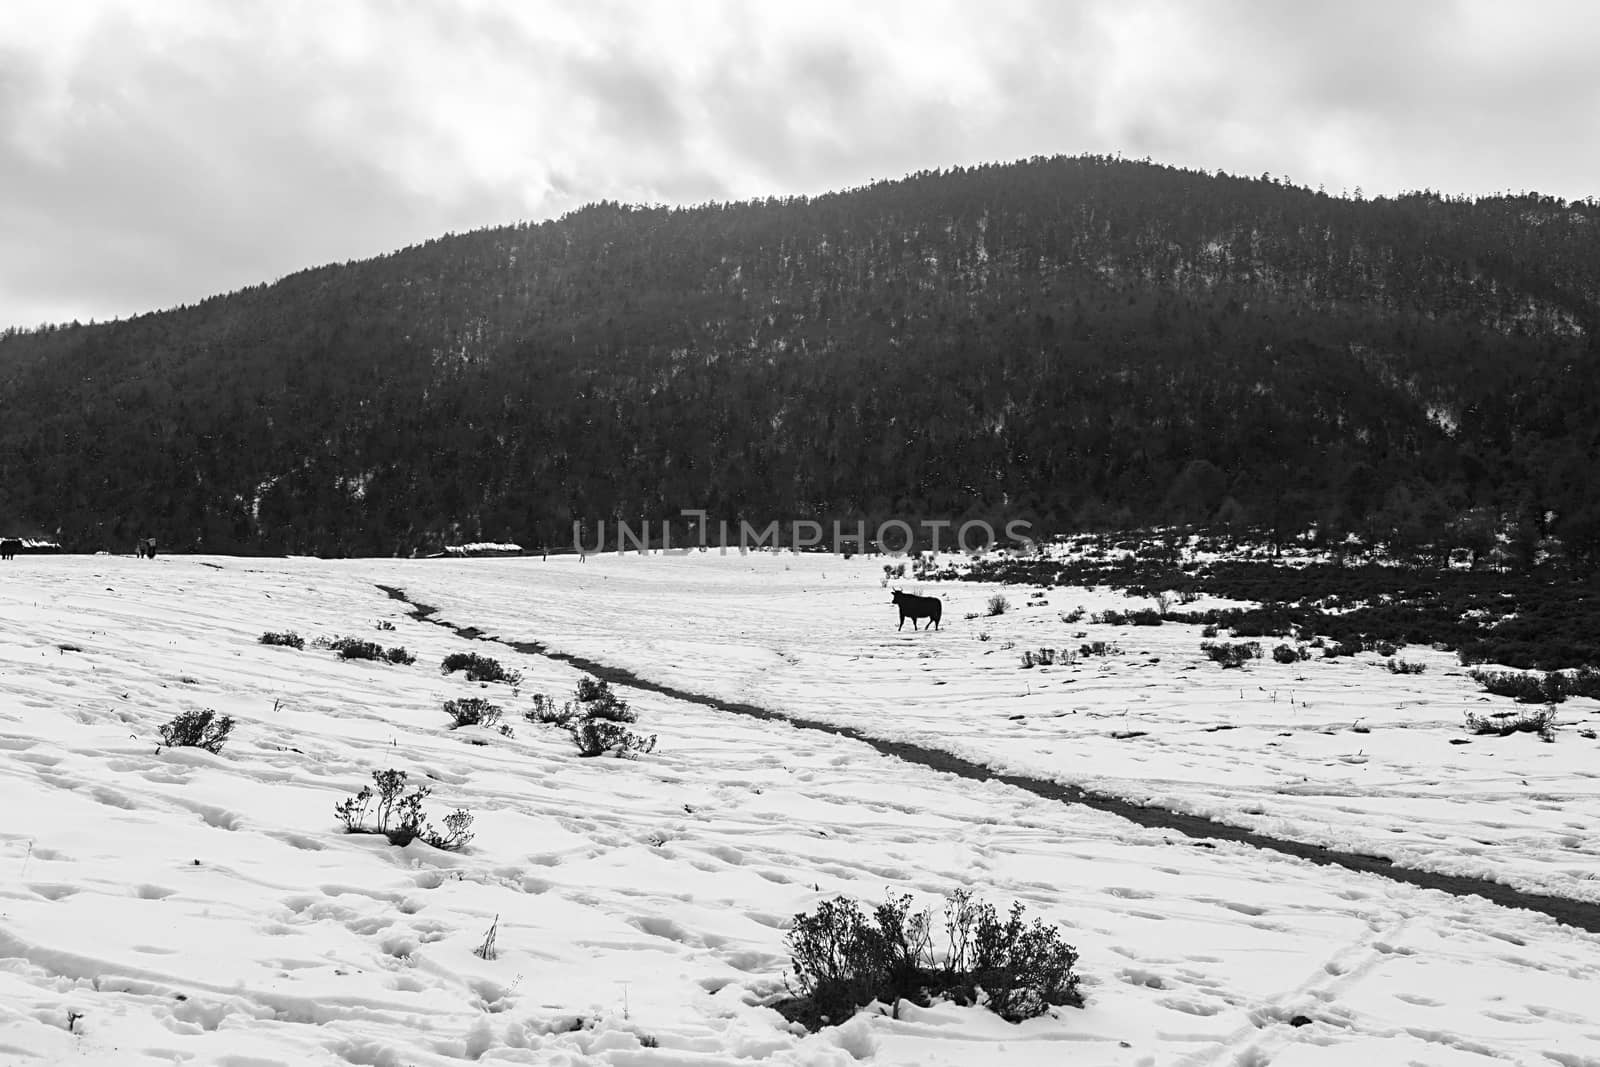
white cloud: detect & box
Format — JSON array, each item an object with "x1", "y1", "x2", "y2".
[{"x1": 2, "y1": 0, "x2": 1597, "y2": 327}]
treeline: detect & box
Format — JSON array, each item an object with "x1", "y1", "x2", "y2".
[{"x1": 1, "y1": 155, "x2": 1597, "y2": 558}]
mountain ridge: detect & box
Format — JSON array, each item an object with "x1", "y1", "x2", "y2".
[{"x1": 2, "y1": 154, "x2": 1597, "y2": 558}]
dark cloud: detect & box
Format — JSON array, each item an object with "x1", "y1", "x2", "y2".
[{"x1": 2, "y1": 1, "x2": 1597, "y2": 329}]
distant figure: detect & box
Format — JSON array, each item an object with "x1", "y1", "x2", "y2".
[
  {"x1": 0, "y1": 538, "x2": 20, "y2": 560},
  {"x1": 136, "y1": 537, "x2": 157, "y2": 559},
  {"x1": 890, "y1": 589, "x2": 943, "y2": 631}
]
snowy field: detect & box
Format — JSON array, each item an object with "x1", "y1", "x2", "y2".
[
  {"x1": 394, "y1": 549, "x2": 1600, "y2": 905},
  {"x1": 1, "y1": 553, "x2": 1597, "y2": 1066}
]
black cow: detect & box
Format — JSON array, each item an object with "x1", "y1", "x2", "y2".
[
  {"x1": 890, "y1": 589, "x2": 943, "y2": 631},
  {"x1": 0, "y1": 538, "x2": 19, "y2": 560}
]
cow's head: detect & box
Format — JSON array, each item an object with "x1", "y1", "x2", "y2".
[{"x1": 890, "y1": 589, "x2": 906, "y2": 604}]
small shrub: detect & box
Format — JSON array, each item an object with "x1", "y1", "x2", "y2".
[
  {"x1": 259, "y1": 631, "x2": 305, "y2": 650},
  {"x1": 560, "y1": 676, "x2": 654, "y2": 756},
  {"x1": 1079, "y1": 640, "x2": 1120, "y2": 657},
  {"x1": 159, "y1": 708, "x2": 234, "y2": 753},
  {"x1": 1021, "y1": 648, "x2": 1061, "y2": 669},
  {"x1": 441, "y1": 652, "x2": 523, "y2": 686},
  {"x1": 430, "y1": 808, "x2": 476, "y2": 850},
  {"x1": 384, "y1": 646, "x2": 416, "y2": 665},
  {"x1": 331, "y1": 637, "x2": 383, "y2": 661},
  {"x1": 1471, "y1": 668, "x2": 1568, "y2": 704},
  {"x1": 1126, "y1": 609, "x2": 1163, "y2": 626},
  {"x1": 977, "y1": 632, "x2": 992, "y2": 642},
  {"x1": 1322, "y1": 639, "x2": 1364, "y2": 659},
  {"x1": 1202, "y1": 641, "x2": 1261, "y2": 669},
  {"x1": 526, "y1": 693, "x2": 577, "y2": 726},
  {"x1": 1387, "y1": 658, "x2": 1426, "y2": 675},
  {"x1": 1202, "y1": 624, "x2": 1219, "y2": 638},
  {"x1": 1272, "y1": 644, "x2": 1299, "y2": 664},
  {"x1": 1061, "y1": 606, "x2": 1085, "y2": 624},
  {"x1": 1092, "y1": 609, "x2": 1127, "y2": 626},
  {"x1": 570, "y1": 717, "x2": 656, "y2": 758},
  {"x1": 1464, "y1": 706, "x2": 1556, "y2": 740},
  {"x1": 986, "y1": 594, "x2": 1010, "y2": 617},
  {"x1": 334, "y1": 768, "x2": 474, "y2": 850},
  {"x1": 784, "y1": 889, "x2": 1081, "y2": 1030},
  {"x1": 575, "y1": 678, "x2": 635, "y2": 722},
  {"x1": 444, "y1": 697, "x2": 503, "y2": 729}
]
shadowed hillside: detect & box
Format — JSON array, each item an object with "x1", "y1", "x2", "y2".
[{"x1": 2, "y1": 155, "x2": 1597, "y2": 557}]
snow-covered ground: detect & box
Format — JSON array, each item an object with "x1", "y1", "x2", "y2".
[
  {"x1": 394, "y1": 549, "x2": 1600, "y2": 905},
  {"x1": 1, "y1": 553, "x2": 1597, "y2": 1065}
]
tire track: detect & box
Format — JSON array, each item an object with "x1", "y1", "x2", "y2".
[{"x1": 377, "y1": 584, "x2": 1600, "y2": 935}]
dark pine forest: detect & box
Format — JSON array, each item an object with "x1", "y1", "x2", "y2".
[{"x1": 2, "y1": 155, "x2": 1598, "y2": 559}]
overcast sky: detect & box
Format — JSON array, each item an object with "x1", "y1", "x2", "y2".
[{"x1": 4, "y1": 0, "x2": 1597, "y2": 330}]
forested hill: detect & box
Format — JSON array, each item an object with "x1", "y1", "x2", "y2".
[{"x1": 3, "y1": 155, "x2": 1599, "y2": 558}]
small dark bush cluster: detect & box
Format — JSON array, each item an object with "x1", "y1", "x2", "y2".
[
  {"x1": 1470, "y1": 667, "x2": 1600, "y2": 704},
  {"x1": 1020, "y1": 648, "x2": 1067, "y2": 669},
  {"x1": 159, "y1": 708, "x2": 234, "y2": 753},
  {"x1": 444, "y1": 697, "x2": 503, "y2": 728},
  {"x1": 1126, "y1": 609, "x2": 1163, "y2": 626},
  {"x1": 549, "y1": 677, "x2": 656, "y2": 757},
  {"x1": 1202, "y1": 641, "x2": 1261, "y2": 669},
  {"x1": 1164, "y1": 605, "x2": 1301, "y2": 639},
  {"x1": 784, "y1": 890, "x2": 1082, "y2": 1030},
  {"x1": 441, "y1": 652, "x2": 523, "y2": 686},
  {"x1": 986, "y1": 594, "x2": 1010, "y2": 617},
  {"x1": 259, "y1": 631, "x2": 304, "y2": 650},
  {"x1": 1060, "y1": 606, "x2": 1086, "y2": 624},
  {"x1": 1387, "y1": 658, "x2": 1426, "y2": 675},
  {"x1": 1202, "y1": 624, "x2": 1220, "y2": 638},
  {"x1": 571, "y1": 718, "x2": 656, "y2": 758},
  {"x1": 1079, "y1": 640, "x2": 1120, "y2": 657},
  {"x1": 311, "y1": 635, "x2": 412, "y2": 663},
  {"x1": 883, "y1": 563, "x2": 908, "y2": 579},
  {"x1": 1321, "y1": 639, "x2": 1365, "y2": 659},
  {"x1": 1272, "y1": 644, "x2": 1307, "y2": 664},
  {"x1": 331, "y1": 637, "x2": 383, "y2": 660},
  {"x1": 1464, "y1": 707, "x2": 1557, "y2": 740},
  {"x1": 1092, "y1": 609, "x2": 1126, "y2": 625},
  {"x1": 334, "y1": 768, "x2": 474, "y2": 849}
]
